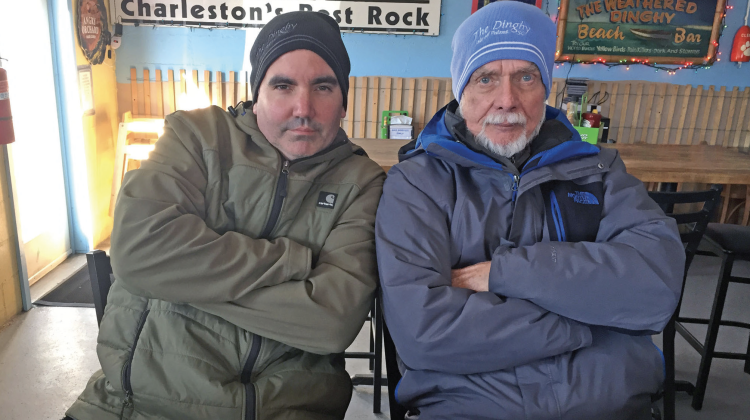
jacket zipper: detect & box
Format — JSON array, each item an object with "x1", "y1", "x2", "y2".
[
  {"x1": 511, "y1": 174, "x2": 520, "y2": 202},
  {"x1": 121, "y1": 308, "x2": 150, "y2": 417},
  {"x1": 259, "y1": 160, "x2": 289, "y2": 239},
  {"x1": 549, "y1": 190, "x2": 567, "y2": 241},
  {"x1": 241, "y1": 334, "x2": 262, "y2": 420}
]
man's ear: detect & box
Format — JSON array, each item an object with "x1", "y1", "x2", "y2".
[
  {"x1": 340, "y1": 106, "x2": 346, "y2": 119},
  {"x1": 252, "y1": 102, "x2": 258, "y2": 114}
]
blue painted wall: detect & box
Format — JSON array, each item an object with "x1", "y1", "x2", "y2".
[
  {"x1": 116, "y1": 25, "x2": 248, "y2": 81},
  {"x1": 115, "y1": 0, "x2": 470, "y2": 82},
  {"x1": 115, "y1": 0, "x2": 750, "y2": 87}
]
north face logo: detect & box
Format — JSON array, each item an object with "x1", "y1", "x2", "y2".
[
  {"x1": 568, "y1": 191, "x2": 600, "y2": 205},
  {"x1": 317, "y1": 192, "x2": 338, "y2": 209}
]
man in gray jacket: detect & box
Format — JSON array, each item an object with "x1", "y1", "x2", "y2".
[{"x1": 376, "y1": 2, "x2": 685, "y2": 419}]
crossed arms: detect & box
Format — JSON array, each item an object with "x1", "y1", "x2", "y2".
[
  {"x1": 110, "y1": 109, "x2": 384, "y2": 354},
  {"x1": 375, "y1": 157, "x2": 684, "y2": 375}
]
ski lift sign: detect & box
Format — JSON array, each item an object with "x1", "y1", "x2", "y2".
[
  {"x1": 109, "y1": 0, "x2": 442, "y2": 35},
  {"x1": 555, "y1": 0, "x2": 726, "y2": 65}
]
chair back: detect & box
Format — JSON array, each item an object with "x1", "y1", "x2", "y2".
[
  {"x1": 86, "y1": 250, "x2": 113, "y2": 327},
  {"x1": 648, "y1": 185, "x2": 723, "y2": 272}
]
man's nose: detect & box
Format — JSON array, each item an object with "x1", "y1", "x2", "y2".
[
  {"x1": 492, "y1": 78, "x2": 518, "y2": 111},
  {"x1": 292, "y1": 89, "x2": 314, "y2": 119}
]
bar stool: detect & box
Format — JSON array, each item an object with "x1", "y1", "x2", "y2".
[
  {"x1": 648, "y1": 185, "x2": 723, "y2": 420},
  {"x1": 676, "y1": 222, "x2": 750, "y2": 410}
]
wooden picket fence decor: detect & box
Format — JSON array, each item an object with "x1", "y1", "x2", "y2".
[
  {"x1": 126, "y1": 67, "x2": 750, "y2": 147},
  {"x1": 547, "y1": 80, "x2": 750, "y2": 148}
]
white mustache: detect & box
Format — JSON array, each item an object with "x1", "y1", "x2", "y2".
[{"x1": 482, "y1": 113, "x2": 527, "y2": 126}]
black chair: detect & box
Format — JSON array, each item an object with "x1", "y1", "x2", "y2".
[
  {"x1": 343, "y1": 297, "x2": 384, "y2": 414},
  {"x1": 648, "y1": 185, "x2": 723, "y2": 420},
  {"x1": 672, "y1": 222, "x2": 750, "y2": 410},
  {"x1": 86, "y1": 250, "x2": 113, "y2": 327},
  {"x1": 86, "y1": 250, "x2": 384, "y2": 413}
]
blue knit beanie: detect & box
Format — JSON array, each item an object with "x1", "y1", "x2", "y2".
[{"x1": 451, "y1": 1, "x2": 556, "y2": 102}]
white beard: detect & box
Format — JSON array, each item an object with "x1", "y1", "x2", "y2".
[{"x1": 458, "y1": 103, "x2": 546, "y2": 158}]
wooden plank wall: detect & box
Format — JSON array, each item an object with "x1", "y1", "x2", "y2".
[
  {"x1": 547, "y1": 80, "x2": 750, "y2": 147},
  {"x1": 345, "y1": 76, "x2": 455, "y2": 138},
  {"x1": 126, "y1": 68, "x2": 750, "y2": 146},
  {"x1": 128, "y1": 68, "x2": 251, "y2": 119}
]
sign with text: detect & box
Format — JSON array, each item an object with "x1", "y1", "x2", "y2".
[
  {"x1": 555, "y1": 0, "x2": 726, "y2": 64},
  {"x1": 79, "y1": 0, "x2": 111, "y2": 64},
  {"x1": 110, "y1": 0, "x2": 441, "y2": 35},
  {"x1": 78, "y1": 66, "x2": 95, "y2": 116}
]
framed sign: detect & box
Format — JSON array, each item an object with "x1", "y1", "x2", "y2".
[
  {"x1": 473, "y1": 0, "x2": 542, "y2": 14},
  {"x1": 555, "y1": 0, "x2": 726, "y2": 65},
  {"x1": 110, "y1": 0, "x2": 442, "y2": 35},
  {"x1": 78, "y1": 0, "x2": 111, "y2": 65}
]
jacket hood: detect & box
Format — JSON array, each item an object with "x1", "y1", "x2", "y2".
[{"x1": 402, "y1": 102, "x2": 599, "y2": 173}]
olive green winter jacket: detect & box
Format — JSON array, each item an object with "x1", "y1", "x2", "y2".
[{"x1": 66, "y1": 105, "x2": 385, "y2": 420}]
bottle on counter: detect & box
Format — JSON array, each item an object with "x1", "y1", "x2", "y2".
[{"x1": 582, "y1": 109, "x2": 602, "y2": 128}]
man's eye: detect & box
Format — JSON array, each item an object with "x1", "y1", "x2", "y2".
[
  {"x1": 479, "y1": 77, "x2": 491, "y2": 84},
  {"x1": 521, "y1": 74, "x2": 533, "y2": 82},
  {"x1": 274, "y1": 85, "x2": 289, "y2": 90},
  {"x1": 317, "y1": 85, "x2": 332, "y2": 92}
]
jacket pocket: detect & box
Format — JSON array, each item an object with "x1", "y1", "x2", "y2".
[
  {"x1": 241, "y1": 334, "x2": 261, "y2": 420},
  {"x1": 244, "y1": 382, "x2": 257, "y2": 420},
  {"x1": 122, "y1": 308, "x2": 150, "y2": 397},
  {"x1": 541, "y1": 180, "x2": 604, "y2": 242}
]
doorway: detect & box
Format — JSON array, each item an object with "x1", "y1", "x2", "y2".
[{"x1": 0, "y1": 0, "x2": 72, "y2": 285}]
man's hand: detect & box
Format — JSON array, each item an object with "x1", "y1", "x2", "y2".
[{"x1": 451, "y1": 262, "x2": 491, "y2": 292}]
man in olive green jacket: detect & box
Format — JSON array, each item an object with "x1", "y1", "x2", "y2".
[{"x1": 65, "y1": 12, "x2": 384, "y2": 420}]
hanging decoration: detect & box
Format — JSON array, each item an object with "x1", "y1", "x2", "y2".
[
  {"x1": 730, "y1": 0, "x2": 750, "y2": 65},
  {"x1": 78, "y1": 0, "x2": 111, "y2": 65}
]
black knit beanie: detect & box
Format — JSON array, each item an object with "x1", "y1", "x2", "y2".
[{"x1": 250, "y1": 12, "x2": 351, "y2": 109}]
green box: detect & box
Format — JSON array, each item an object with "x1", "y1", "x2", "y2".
[
  {"x1": 574, "y1": 126, "x2": 600, "y2": 145},
  {"x1": 381, "y1": 110, "x2": 409, "y2": 139}
]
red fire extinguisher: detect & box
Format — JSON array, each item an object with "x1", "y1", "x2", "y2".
[{"x1": 0, "y1": 56, "x2": 16, "y2": 145}]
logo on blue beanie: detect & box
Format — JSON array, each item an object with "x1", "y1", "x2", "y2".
[
  {"x1": 493, "y1": 20, "x2": 531, "y2": 36},
  {"x1": 474, "y1": 20, "x2": 531, "y2": 43}
]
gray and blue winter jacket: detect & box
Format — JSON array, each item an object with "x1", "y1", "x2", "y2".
[{"x1": 375, "y1": 102, "x2": 685, "y2": 420}]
